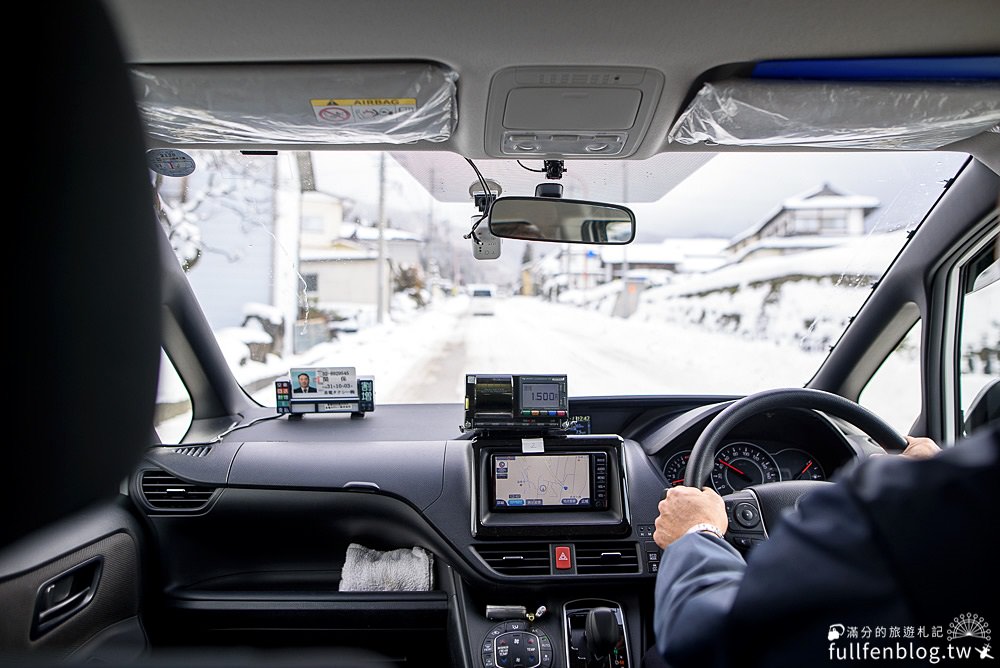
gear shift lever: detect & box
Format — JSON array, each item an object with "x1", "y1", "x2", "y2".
[{"x1": 585, "y1": 607, "x2": 621, "y2": 665}]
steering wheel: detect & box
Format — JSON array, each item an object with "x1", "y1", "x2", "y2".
[{"x1": 683, "y1": 388, "x2": 907, "y2": 551}]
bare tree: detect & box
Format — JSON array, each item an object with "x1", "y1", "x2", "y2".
[{"x1": 154, "y1": 151, "x2": 276, "y2": 272}]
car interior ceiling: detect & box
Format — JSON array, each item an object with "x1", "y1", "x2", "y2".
[{"x1": 4, "y1": 1, "x2": 999, "y2": 667}]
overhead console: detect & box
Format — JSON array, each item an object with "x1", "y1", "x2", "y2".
[
  {"x1": 474, "y1": 435, "x2": 629, "y2": 538},
  {"x1": 483, "y1": 65, "x2": 664, "y2": 158}
]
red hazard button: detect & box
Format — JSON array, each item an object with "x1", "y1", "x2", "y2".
[{"x1": 555, "y1": 546, "x2": 572, "y2": 570}]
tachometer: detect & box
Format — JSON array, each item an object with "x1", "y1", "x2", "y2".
[
  {"x1": 662, "y1": 451, "x2": 692, "y2": 487},
  {"x1": 711, "y1": 442, "x2": 779, "y2": 495}
]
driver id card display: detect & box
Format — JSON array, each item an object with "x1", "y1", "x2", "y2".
[{"x1": 289, "y1": 367, "x2": 358, "y2": 399}]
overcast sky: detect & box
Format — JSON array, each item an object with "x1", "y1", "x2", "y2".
[
  {"x1": 632, "y1": 151, "x2": 968, "y2": 241},
  {"x1": 313, "y1": 150, "x2": 969, "y2": 244}
]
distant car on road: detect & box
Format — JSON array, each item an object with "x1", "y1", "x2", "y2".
[{"x1": 468, "y1": 284, "x2": 497, "y2": 316}]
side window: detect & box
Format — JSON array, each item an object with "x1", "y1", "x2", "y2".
[
  {"x1": 154, "y1": 349, "x2": 193, "y2": 443},
  {"x1": 958, "y1": 236, "x2": 999, "y2": 438},
  {"x1": 859, "y1": 320, "x2": 922, "y2": 435}
]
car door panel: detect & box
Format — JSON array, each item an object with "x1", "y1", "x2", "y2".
[{"x1": 0, "y1": 497, "x2": 147, "y2": 663}]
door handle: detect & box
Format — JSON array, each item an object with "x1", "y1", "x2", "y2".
[
  {"x1": 31, "y1": 556, "x2": 103, "y2": 639},
  {"x1": 38, "y1": 586, "x2": 92, "y2": 622}
]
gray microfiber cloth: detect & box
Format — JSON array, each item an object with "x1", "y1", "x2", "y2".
[{"x1": 338, "y1": 543, "x2": 435, "y2": 592}]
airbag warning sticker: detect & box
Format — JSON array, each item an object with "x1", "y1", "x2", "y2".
[{"x1": 311, "y1": 98, "x2": 417, "y2": 123}]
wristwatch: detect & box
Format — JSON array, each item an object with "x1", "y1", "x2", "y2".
[{"x1": 685, "y1": 523, "x2": 725, "y2": 540}]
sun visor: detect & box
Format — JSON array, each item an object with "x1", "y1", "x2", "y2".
[
  {"x1": 130, "y1": 62, "x2": 457, "y2": 145},
  {"x1": 667, "y1": 79, "x2": 1000, "y2": 149}
]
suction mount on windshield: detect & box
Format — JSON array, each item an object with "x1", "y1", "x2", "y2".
[{"x1": 540, "y1": 159, "x2": 566, "y2": 181}]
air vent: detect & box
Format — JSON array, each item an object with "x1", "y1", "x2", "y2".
[
  {"x1": 474, "y1": 543, "x2": 551, "y2": 576},
  {"x1": 139, "y1": 469, "x2": 216, "y2": 512},
  {"x1": 171, "y1": 445, "x2": 213, "y2": 457},
  {"x1": 575, "y1": 542, "x2": 639, "y2": 575}
]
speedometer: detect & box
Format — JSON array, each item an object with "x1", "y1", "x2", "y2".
[{"x1": 711, "y1": 442, "x2": 780, "y2": 495}]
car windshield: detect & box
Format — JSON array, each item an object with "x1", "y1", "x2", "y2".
[{"x1": 154, "y1": 149, "x2": 969, "y2": 438}]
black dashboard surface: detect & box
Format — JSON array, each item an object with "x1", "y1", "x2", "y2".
[
  {"x1": 131, "y1": 393, "x2": 869, "y2": 667},
  {"x1": 200, "y1": 395, "x2": 746, "y2": 444},
  {"x1": 136, "y1": 394, "x2": 863, "y2": 581}
]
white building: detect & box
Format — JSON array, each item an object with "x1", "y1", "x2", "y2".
[
  {"x1": 297, "y1": 192, "x2": 423, "y2": 316},
  {"x1": 601, "y1": 238, "x2": 728, "y2": 279},
  {"x1": 725, "y1": 183, "x2": 879, "y2": 263},
  {"x1": 340, "y1": 221, "x2": 423, "y2": 268},
  {"x1": 529, "y1": 238, "x2": 729, "y2": 299}
]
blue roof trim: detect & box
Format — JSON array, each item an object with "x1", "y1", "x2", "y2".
[{"x1": 751, "y1": 56, "x2": 1000, "y2": 81}]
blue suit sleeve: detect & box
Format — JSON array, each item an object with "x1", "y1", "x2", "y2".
[
  {"x1": 654, "y1": 532, "x2": 746, "y2": 667},
  {"x1": 653, "y1": 481, "x2": 904, "y2": 667},
  {"x1": 651, "y1": 428, "x2": 999, "y2": 667},
  {"x1": 653, "y1": 485, "x2": 903, "y2": 667}
]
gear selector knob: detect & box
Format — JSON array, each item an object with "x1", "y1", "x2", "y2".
[{"x1": 585, "y1": 607, "x2": 621, "y2": 661}]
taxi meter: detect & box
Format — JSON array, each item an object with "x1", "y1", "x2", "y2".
[{"x1": 463, "y1": 374, "x2": 569, "y2": 433}]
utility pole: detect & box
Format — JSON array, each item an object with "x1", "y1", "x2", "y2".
[
  {"x1": 621, "y1": 161, "x2": 629, "y2": 290},
  {"x1": 427, "y1": 167, "x2": 435, "y2": 238},
  {"x1": 618, "y1": 161, "x2": 631, "y2": 318},
  {"x1": 376, "y1": 152, "x2": 387, "y2": 323},
  {"x1": 426, "y1": 167, "x2": 435, "y2": 292},
  {"x1": 274, "y1": 152, "x2": 302, "y2": 356}
]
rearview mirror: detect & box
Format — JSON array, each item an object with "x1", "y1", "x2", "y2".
[{"x1": 487, "y1": 196, "x2": 636, "y2": 244}]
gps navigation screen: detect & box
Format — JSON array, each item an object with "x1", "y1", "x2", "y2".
[{"x1": 493, "y1": 454, "x2": 592, "y2": 508}]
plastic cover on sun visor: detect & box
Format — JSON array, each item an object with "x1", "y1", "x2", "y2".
[
  {"x1": 667, "y1": 79, "x2": 1000, "y2": 150},
  {"x1": 130, "y1": 62, "x2": 457, "y2": 145}
]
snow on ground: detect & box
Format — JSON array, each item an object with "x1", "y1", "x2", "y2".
[
  {"x1": 243, "y1": 295, "x2": 831, "y2": 404},
  {"x1": 549, "y1": 233, "x2": 911, "y2": 354},
  {"x1": 632, "y1": 231, "x2": 908, "y2": 350},
  {"x1": 155, "y1": 233, "x2": 996, "y2": 443}
]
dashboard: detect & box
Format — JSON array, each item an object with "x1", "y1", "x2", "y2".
[
  {"x1": 630, "y1": 401, "x2": 857, "y2": 488},
  {"x1": 131, "y1": 383, "x2": 868, "y2": 667},
  {"x1": 663, "y1": 442, "x2": 827, "y2": 494}
]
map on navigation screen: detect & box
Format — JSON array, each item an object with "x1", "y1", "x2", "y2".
[{"x1": 493, "y1": 454, "x2": 592, "y2": 508}]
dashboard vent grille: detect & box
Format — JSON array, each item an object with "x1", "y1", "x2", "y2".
[
  {"x1": 139, "y1": 469, "x2": 216, "y2": 512},
  {"x1": 171, "y1": 445, "x2": 213, "y2": 457},
  {"x1": 575, "y1": 542, "x2": 640, "y2": 575},
  {"x1": 474, "y1": 543, "x2": 550, "y2": 576}
]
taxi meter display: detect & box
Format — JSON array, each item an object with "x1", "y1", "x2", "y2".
[{"x1": 463, "y1": 374, "x2": 569, "y2": 432}]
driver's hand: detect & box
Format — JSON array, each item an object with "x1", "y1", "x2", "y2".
[
  {"x1": 901, "y1": 436, "x2": 941, "y2": 460},
  {"x1": 654, "y1": 486, "x2": 728, "y2": 549}
]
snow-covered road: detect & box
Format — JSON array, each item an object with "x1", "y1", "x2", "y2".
[
  {"x1": 309, "y1": 295, "x2": 830, "y2": 404},
  {"x1": 149, "y1": 293, "x2": 961, "y2": 443}
]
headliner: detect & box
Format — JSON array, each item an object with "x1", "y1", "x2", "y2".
[{"x1": 104, "y1": 0, "x2": 1000, "y2": 165}]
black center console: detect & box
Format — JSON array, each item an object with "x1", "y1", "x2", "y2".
[
  {"x1": 564, "y1": 600, "x2": 630, "y2": 668},
  {"x1": 472, "y1": 599, "x2": 631, "y2": 668},
  {"x1": 473, "y1": 435, "x2": 631, "y2": 538},
  {"x1": 482, "y1": 620, "x2": 555, "y2": 668},
  {"x1": 461, "y1": 374, "x2": 643, "y2": 668}
]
